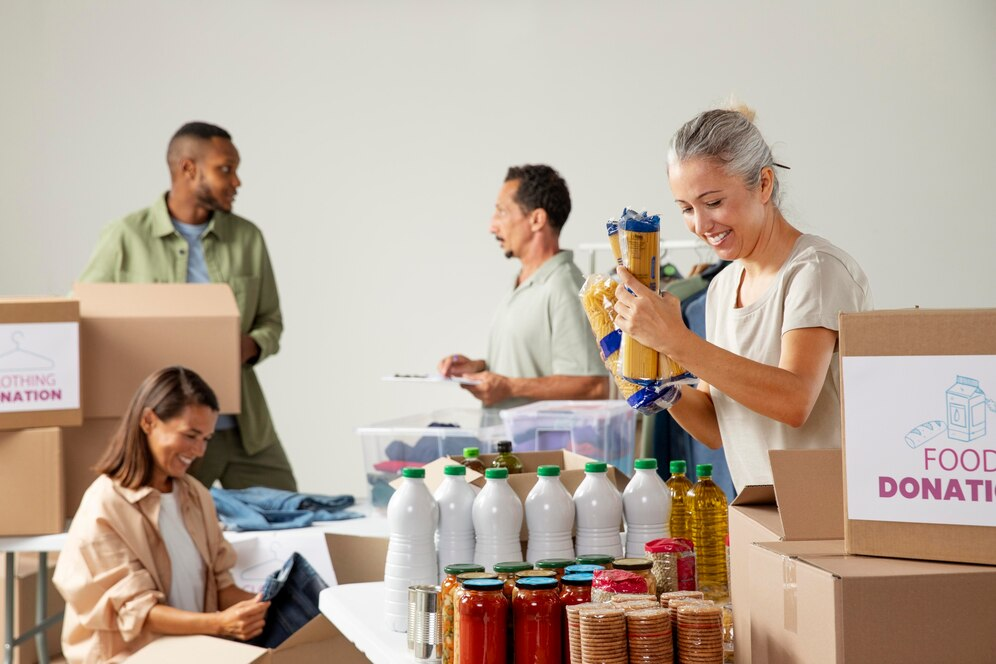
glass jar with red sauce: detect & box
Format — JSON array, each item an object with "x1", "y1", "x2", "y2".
[
  {"x1": 513, "y1": 576, "x2": 562, "y2": 664},
  {"x1": 441, "y1": 564, "x2": 485, "y2": 664},
  {"x1": 559, "y1": 572, "x2": 593, "y2": 659},
  {"x1": 457, "y1": 577, "x2": 508, "y2": 664}
]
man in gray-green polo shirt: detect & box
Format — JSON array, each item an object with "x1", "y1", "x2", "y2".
[
  {"x1": 77, "y1": 122, "x2": 296, "y2": 490},
  {"x1": 439, "y1": 164, "x2": 609, "y2": 410}
]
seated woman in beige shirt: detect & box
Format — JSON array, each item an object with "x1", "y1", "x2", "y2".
[{"x1": 54, "y1": 366, "x2": 270, "y2": 663}]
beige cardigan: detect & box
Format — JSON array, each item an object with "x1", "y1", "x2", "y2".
[{"x1": 53, "y1": 474, "x2": 237, "y2": 663}]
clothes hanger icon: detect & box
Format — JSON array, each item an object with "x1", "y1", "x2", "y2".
[
  {"x1": 238, "y1": 541, "x2": 284, "y2": 582},
  {"x1": 0, "y1": 331, "x2": 55, "y2": 372}
]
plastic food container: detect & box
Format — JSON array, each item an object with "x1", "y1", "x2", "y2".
[
  {"x1": 499, "y1": 400, "x2": 637, "y2": 475},
  {"x1": 358, "y1": 408, "x2": 504, "y2": 508}
]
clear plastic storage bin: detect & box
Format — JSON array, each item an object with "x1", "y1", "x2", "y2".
[
  {"x1": 499, "y1": 400, "x2": 637, "y2": 475},
  {"x1": 358, "y1": 408, "x2": 505, "y2": 508}
]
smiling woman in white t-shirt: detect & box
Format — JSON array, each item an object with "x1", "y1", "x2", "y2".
[{"x1": 613, "y1": 105, "x2": 873, "y2": 492}]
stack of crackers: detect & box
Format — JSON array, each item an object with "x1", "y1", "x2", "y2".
[
  {"x1": 579, "y1": 605, "x2": 628, "y2": 664},
  {"x1": 675, "y1": 603, "x2": 724, "y2": 663},
  {"x1": 626, "y1": 607, "x2": 673, "y2": 663}
]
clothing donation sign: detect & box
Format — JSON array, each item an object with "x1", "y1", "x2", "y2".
[
  {"x1": 843, "y1": 354, "x2": 996, "y2": 528},
  {"x1": 0, "y1": 321, "x2": 80, "y2": 412}
]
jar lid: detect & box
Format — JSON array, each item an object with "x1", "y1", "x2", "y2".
[
  {"x1": 515, "y1": 576, "x2": 558, "y2": 590},
  {"x1": 493, "y1": 561, "x2": 533, "y2": 573},
  {"x1": 561, "y1": 573, "x2": 594, "y2": 586},
  {"x1": 515, "y1": 570, "x2": 557, "y2": 579},
  {"x1": 402, "y1": 467, "x2": 425, "y2": 479},
  {"x1": 485, "y1": 468, "x2": 509, "y2": 479},
  {"x1": 576, "y1": 554, "x2": 615, "y2": 565},
  {"x1": 444, "y1": 464, "x2": 467, "y2": 476},
  {"x1": 456, "y1": 572, "x2": 498, "y2": 581},
  {"x1": 463, "y1": 578, "x2": 505, "y2": 591},
  {"x1": 584, "y1": 461, "x2": 607, "y2": 473},
  {"x1": 612, "y1": 558, "x2": 653, "y2": 571},
  {"x1": 536, "y1": 558, "x2": 575, "y2": 570},
  {"x1": 634, "y1": 458, "x2": 658, "y2": 470},
  {"x1": 444, "y1": 563, "x2": 485, "y2": 575},
  {"x1": 536, "y1": 465, "x2": 561, "y2": 477},
  {"x1": 565, "y1": 564, "x2": 605, "y2": 575}
]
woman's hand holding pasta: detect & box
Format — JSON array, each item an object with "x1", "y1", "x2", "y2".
[{"x1": 613, "y1": 266, "x2": 688, "y2": 358}]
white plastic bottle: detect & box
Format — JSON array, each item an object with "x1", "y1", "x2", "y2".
[
  {"x1": 384, "y1": 467, "x2": 439, "y2": 632},
  {"x1": 622, "y1": 458, "x2": 671, "y2": 557},
  {"x1": 573, "y1": 461, "x2": 624, "y2": 559},
  {"x1": 434, "y1": 464, "x2": 477, "y2": 581},
  {"x1": 525, "y1": 464, "x2": 576, "y2": 562},
  {"x1": 472, "y1": 467, "x2": 523, "y2": 570}
]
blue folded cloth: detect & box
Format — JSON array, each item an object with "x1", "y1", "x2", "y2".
[{"x1": 211, "y1": 486, "x2": 362, "y2": 531}]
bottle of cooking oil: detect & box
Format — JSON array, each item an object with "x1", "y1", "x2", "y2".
[
  {"x1": 688, "y1": 463, "x2": 729, "y2": 602},
  {"x1": 665, "y1": 460, "x2": 693, "y2": 540}
]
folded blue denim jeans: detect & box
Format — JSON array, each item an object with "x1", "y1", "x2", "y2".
[
  {"x1": 250, "y1": 552, "x2": 329, "y2": 649},
  {"x1": 211, "y1": 487, "x2": 361, "y2": 531}
]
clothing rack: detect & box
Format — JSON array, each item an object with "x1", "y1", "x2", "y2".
[{"x1": 577, "y1": 239, "x2": 711, "y2": 275}]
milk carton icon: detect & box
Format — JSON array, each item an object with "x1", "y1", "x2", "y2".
[{"x1": 945, "y1": 376, "x2": 986, "y2": 442}]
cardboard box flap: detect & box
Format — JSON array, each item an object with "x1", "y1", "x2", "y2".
[
  {"x1": 754, "y1": 539, "x2": 847, "y2": 558},
  {"x1": 73, "y1": 282, "x2": 239, "y2": 318},
  {"x1": 728, "y1": 484, "x2": 776, "y2": 507},
  {"x1": 275, "y1": 614, "x2": 336, "y2": 651},
  {"x1": 769, "y1": 449, "x2": 845, "y2": 541},
  {"x1": 803, "y1": 552, "x2": 996, "y2": 580},
  {"x1": 127, "y1": 635, "x2": 267, "y2": 663},
  {"x1": 840, "y1": 309, "x2": 996, "y2": 356}
]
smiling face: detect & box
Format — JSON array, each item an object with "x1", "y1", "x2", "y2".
[
  {"x1": 193, "y1": 137, "x2": 241, "y2": 213},
  {"x1": 142, "y1": 404, "x2": 218, "y2": 492},
  {"x1": 669, "y1": 156, "x2": 774, "y2": 262},
  {"x1": 489, "y1": 179, "x2": 533, "y2": 259}
]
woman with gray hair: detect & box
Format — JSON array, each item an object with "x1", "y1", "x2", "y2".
[{"x1": 613, "y1": 104, "x2": 873, "y2": 492}]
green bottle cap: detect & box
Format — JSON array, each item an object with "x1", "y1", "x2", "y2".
[
  {"x1": 634, "y1": 458, "x2": 658, "y2": 470},
  {"x1": 670, "y1": 460, "x2": 687, "y2": 474},
  {"x1": 536, "y1": 465, "x2": 561, "y2": 477},
  {"x1": 493, "y1": 561, "x2": 533, "y2": 573},
  {"x1": 485, "y1": 468, "x2": 509, "y2": 479},
  {"x1": 444, "y1": 465, "x2": 467, "y2": 476},
  {"x1": 696, "y1": 463, "x2": 713, "y2": 476},
  {"x1": 463, "y1": 447, "x2": 480, "y2": 458},
  {"x1": 444, "y1": 563, "x2": 485, "y2": 575},
  {"x1": 585, "y1": 462, "x2": 607, "y2": 473},
  {"x1": 402, "y1": 467, "x2": 425, "y2": 479}
]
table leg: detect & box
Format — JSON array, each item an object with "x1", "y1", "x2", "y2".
[
  {"x1": 35, "y1": 552, "x2": 48, "y2": 664},
  {"x1": 4, "y1": 552, "x2": 14, "y2": 664}
]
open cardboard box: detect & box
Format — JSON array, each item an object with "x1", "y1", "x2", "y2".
[
  {"x1": 728, "y1": 449, "x2": 844, "y2": 664},
  {"x1": 391, "y1": 450, "x2": 629, "y2": 541},
  {"x1": 749, "y1": 539, "x2": 996, "y2": 663},
  {"x1": 0, "y1": 297, "x2": 81, "y2": 430},
  {"x1": 73, "y1": 283, "x2": 241, "y2": 417},
  {"x1": 127, "y1": 615, "x2": 368, "y2": 663},
  {"x1": 839, "y1": 309, "x2": 996, "y2": 566}
]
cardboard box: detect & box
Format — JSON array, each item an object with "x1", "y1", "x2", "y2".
[
  {"x1": 749, "y1": 539, "x2": 996, "y2": 663},
  {"x1": 394, "y1": 450, "x2": 629, "y2": 541},
  {"x1": 839, "y1": 309, "x2": 996, "y2": 565},
  {"x1": 62, "y1": 417, "x2": 119, "y2": 518},
  {"x1": 73, "y1": 283, "x2": 241, "y2": 417},
  {"x1": 127, "y1": 614, "x2": 368, "y2": 663},
  {"x1": 0, "y1": 297, "x2": 81, "y2": 430},
  {"x1": 0, "y1": 428, "x2": 64, "y2": 535},
  {"x1": 728, "y1": 449, "x2": 844, "y2": 664},
  {"x1": 0, "y1": 553, "x2": 64, "y2": 664},
  {"x1": 325, "y1": 534, "x2": 388, "y2": 585}
]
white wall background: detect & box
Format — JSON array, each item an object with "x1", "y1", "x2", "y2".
[{"x1": 1, "y1": 0, "x2": 994, "y2": 495}]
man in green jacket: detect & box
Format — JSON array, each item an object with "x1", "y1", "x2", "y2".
[{"x1": 78, "y1": 121, "x2": 296, "y2": 490}]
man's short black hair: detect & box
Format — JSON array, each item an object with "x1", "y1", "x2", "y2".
[
  {"x1": 171, "y1": 121, "x2": 231, "y2": 142},
  {"x1": 505, "y1": 164, "x2": 571, "y2": 232},
  {"x1": 166, "y1": 122, "x2": 232, "y2": 174}
]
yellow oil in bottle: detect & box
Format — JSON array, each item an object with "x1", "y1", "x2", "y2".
[
  {"x1": 666, "y1": 460, "x2": 693, "y2": 540},
  {"x1": 688, "y1": 463, "x2": 729, "y2": 602}
]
